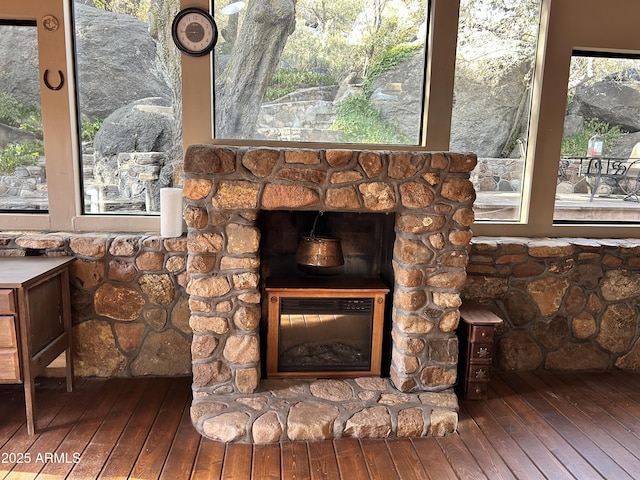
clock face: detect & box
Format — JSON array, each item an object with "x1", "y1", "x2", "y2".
[{"x1": 172, "y1": 8, "x2": 218, "y2": 56}]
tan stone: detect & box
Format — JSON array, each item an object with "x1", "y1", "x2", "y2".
[
  {"x1": 252, "y1": 412, "x2": 283, "y2": 444},
  {"x1": 114, "y1": 323, "x2": 146, "y2": 352},
  {"x1": 379, "y1": 393, "x2": 412, "y2": 406},
  {"x1": 326, "y1": 186, "x2": 361, "y2": 209},
  {"x1": 422, "y1": 172, "x2": 440, "y2": 186},
  {"x1": 354, "y1": 377, "x2": 388, "y2": 390},
  {"x1": 183, "y1": 178, "x2": 213, "y2": 200},
  {"x1": 187, "y1": 233, "x2": 224, "y2": 253},
  {"x1": 236, "y1": 396, "x2": 269, "y2": 411},
  {"x1": 449, "y1": 230, "x2": 473, "y2": 247},
  {"x1": 136, "y1": 251, "x2": 165, "y2": 271},
  {"x1": 236, "y1": 367, "x2": 260, "y2": 393},
  {"x1": 189, "y1": 315, "x2": 229, "y2": 334},
  {"x1": 287, "y1": 402, "x2": 339, "y2": 441},
  {"x1": 224, "y1": 335, "x2": 260, "y2": 364},
  {"x1": 390, "y1": 370, "x2": 416, "y2": 392},
  {"x1": 392, "y1": 351, "x2": 419, "y2": 374},
  {"x1": 330, "y1": 171, "x2": 363, "y2": 184},
  {"x1": 602, "y1": 270, "x2": 640, "y2": 300},
  {"x1": 164, "y1": 238, "x2": 187, "y2": 252},
  {"x1": 428, "y1": 409, "x2": 458, "y2": 436},
  {"x1": 545, "y1": 343, "x2": 610, "y2": 370},
  {"x1": 395, "y1": 312, "x2": 434, "y2": 334},
  {"x1": 440, "y1": 178, "x2": 475, "y2": 203},
  {"x1": 527, "y1": 277, "x2": 570, "y2": 316},
  {"x1": 138, "y1": 274, "x2": 174, "y2": 305},
  {"x1": 186, "y1": 276, "x2": 231, "y2": 298},
  {"x1": 389, "y1": 152, "x2": 424, "y2": 178},
  {"x1": 285, "y1": 150, "x2": 320, "y2": 164},
  {"x1": 184, "y1": 145, "x2": 236, "y2": 175},
  {"x1": 358, "y1": 152, "x2": 383, "y2": 177},
  {"x1": 528, "y1": 241, "x2": 574, "y2": 258},
  {"x1": 71, "y1": 259, "x2": 105, "y2": 289},
  {"x1": 439, "y1": 310, "x2": 459, "y2": 333},
  {"x1": 74, "y1": 320, "x2": 126, "y2": 377},
  {"x1": 69, "y1": 236, "x2": 107, "y2": 257},
  {"x1": 597, "y1": 303, "x2": 636, "y2": 353},
  {"x1": 310, "y1": 379, "x2": 353, "y2": 401},
  {"x1": 165, "y1": 255, "x2": 185, "y2": 273},
  {"x1": 191, "y1": 334, "x2": 218, "y2": 359},
  {"x1": 427, "y1": 271, "x2": 467, "y2": 290},
  {"x1": 130, "y1": 330, "x2": 191, "y2": 376},
  {"x1": 212, "y1": 180, "x2": 260, "y2": 210},
  {"x1": 261, "y1": 184, "x2": 320, "y2": 209},
  {"x1": 276, "y1": 167, "x2": 327, "y2": 184},
  {"x1": 572, "y1": 312, "x2": 596, "y2": 339},
  {"x1": 396, "y1": 214, "x2": 446, "y2": 234},
  {"x1": 202, "y1": 412, "x2": 249, "y2": 442},
  {"x1": 615, "y1": 339, "x2": 640, "y2": 369},
  {"x1": 359, "y1": 182, "x2": 396, "y2": 210},
  {"x1": 397, "y1": 408, "x2": 424, "y2": 437},
  {"x1": 326, "y1": 149, "x2": 353, "y2": 167},
  {"x1": 220, "y1": 256, "x2": 260, "y2": 270},
  {"x1": 242, "y1": 149, "x2": 279, "y2": 177},
  {"x1": 184, "y1": 205, "x2": 209, "y2": 229},
  {"x1": 430, "y1": 153, "x2": 449, "y2": 170},
  {"x1": 190, "y1": 401, "x2": 226, "y2": 423},
  {"x1": 233, "y1": 306, "x2": 261, "y2": 331},
  {"x1": 108, "y1": 260, "x2": 137, "y2": 282},
  {"x1": 394, "y1": 237, "x2": 434, "y2": 265},
  {"x1": 189, "y1": 299, "x2": 212, "y2": 313},
  {"x1": 344, "y1": 407, "x2": 391, "y2": 438},
  {"x1": 109, "y1": 236, "x2": 140, "y2": 256},
  {"x1": 227, "y1": 224, "x2": 260, "y2": 254},
  {"x1": 393, "y1": 261, "x2": 424, "y2": 287},
  {"x1": 392, "y1": 330, "x2": 426, "y2": 354},
  {"x1": 394, "y1": 289, "x2": 427, "y2": 311},
  {"x1": 453, "y1": 207, "x2": 475, "y2": 227},
  {"x1": 187, "y1": 254, "x2": 217, "y2": 274},
  {"x1": 233, "y1": 272, "x2": 259, "y2": 290},
  {"x1": 17, "y1": 235, "x2": 65, "y2": 250},
  {"x1": 420, "y1": 367, "x2": 456, "y2": 387},
  {"x1": 498, "y1": 331, "x2": 543, "y2": 370},
  {"x1": 399, "y1": 182, "x2": 434, "y2": 208},
  {"x1": 433, "y1": 292, "x2": 462, "y2": 309},
  {"x1": 94, "y1": 283, "x2": 145, "y2": 321},
  {"x1": 143, "y1": 308, "x2": 167, "y2": 330},
  {"x1": 429, "y1": 234, "x2": 445, "y2": 250},
  {"x1": 192, "y1": 361, "x2": 232, "y2": 387}
]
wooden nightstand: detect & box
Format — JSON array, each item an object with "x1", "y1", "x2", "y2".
[
  {"x1": 457, "y1": 302, "x2": 503, "y2": 400},
  {"x1": 0, "y1": 257, "x2": 75, "y2": 434}
]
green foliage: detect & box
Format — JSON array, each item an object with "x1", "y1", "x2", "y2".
[
  {"x1": 561, "y1": 119, "x2": 623, "y2": 157},
  {"x1": 0, "y1": 93, "x2": 42, "y2": 136},
  {"x1": 333, "y1": 94, "x2": 409, "y2": 144},
  {"x1": 94, "y1": 0, "x2": 150, "y2": 21},
  {"x1": 0, "y1": 141, "x2": 43, "y2": 174},
  {"x1": 362, "y1": 43, "x2": 422, "y2": 97},
  {"x1": 265, "y1": 69, "x2": 335, "y2": 102},
  {"x1": 81, "y1": 119, "x2": 103, "y2": 142}
]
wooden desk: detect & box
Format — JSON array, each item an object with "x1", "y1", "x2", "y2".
[{"x1": 0, "y1": 257, "x2": 75, "y2": 434}]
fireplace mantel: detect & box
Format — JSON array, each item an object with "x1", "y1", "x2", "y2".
[{"x1": 182, "y1": 146, "x2": 477, "y2": 443}]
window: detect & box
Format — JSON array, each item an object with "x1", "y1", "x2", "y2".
[
  {"x1": 555, "y1": 52, "x2": 640, "y2": 224},
  {"x1": 212, "y1": 0, "x2": 429, "y2": 145},
  {"x1": 0, "y1": 21, "x2": 47, "y2": 213}
]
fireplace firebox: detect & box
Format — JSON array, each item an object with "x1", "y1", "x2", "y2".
[{"x1": 265, "y1": 277, "x2": 389, "y2": 378}]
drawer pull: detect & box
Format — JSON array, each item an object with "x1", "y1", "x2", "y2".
[{"x1": 477, "y1": 346, "x2": 489, "y2": 358}]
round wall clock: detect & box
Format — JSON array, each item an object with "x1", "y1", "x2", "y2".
[{"x1": 171, "y1": 7, "x2": 218, "y2": 57}]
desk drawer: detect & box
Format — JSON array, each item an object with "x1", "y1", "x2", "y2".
[
  {"x1": 0, "y1": 316, "x2": 17, "y2": 348},
  {"x1": 0, "y1": 348, "x2": 20, "y2": 382},
  {"x1": 0, "y1": 290, "x2": 15, "y2": 314}
]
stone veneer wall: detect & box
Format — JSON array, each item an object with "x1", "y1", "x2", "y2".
[
  {"x1": 0, "y1": 232, "x2": 191, "y2": 377},
  {"x1": 181, "y1": 145, "x2": 476, "y2": 442},
  {"x1": 465, "y1": 237, "x2": 640, "y2": 371}
]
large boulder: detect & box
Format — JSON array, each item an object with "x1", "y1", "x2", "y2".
[
  {"x1": 0, "y1": 2, "x2": 171, "y2": 121},
  {"x1": 93, "y1": 97, "x2": 175, "y2": 185}
]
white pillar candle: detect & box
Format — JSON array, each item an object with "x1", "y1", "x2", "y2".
[{"x1": 160, "y1": 187, "x2": 184, "y2": 237}]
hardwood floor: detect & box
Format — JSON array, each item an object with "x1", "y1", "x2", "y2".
[{"x1": 1, "y1": 370, "x2": 639, "y2": 479}]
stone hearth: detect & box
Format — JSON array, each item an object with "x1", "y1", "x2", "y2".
[{"x1": 182, "y1": 146, "x2": 476, "y2": 443}]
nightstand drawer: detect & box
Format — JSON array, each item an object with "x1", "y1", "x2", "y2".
[
  {"x1": 0, "y1": 290, "x2": 15, "y2": 314},
  {"x1": 0, "y1": 316, "x2": 17, "y2": 348},
  {"x1": 469, "y1": 325, "x2": 494, "y2": 342},
  {"x1": 469, "y1": 342, "x2": 493, "y2": 362}
]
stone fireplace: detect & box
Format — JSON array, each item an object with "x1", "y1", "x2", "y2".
[{"x1": 182, "y1": 145, "x2": 476, "y2": 443}]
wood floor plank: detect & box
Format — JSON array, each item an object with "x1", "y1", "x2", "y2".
[
  {"x1": 65, "y1": 378, "x2": 150, "y2": 480},
  {"x1": 280, "y1": 441, "x2": 311, "y2": 480},
  {"x1": 191, "y1": 439, "x2": 224, "y2": 480},
  {"x1": 250, "y1": 443, "x2": 280, "y2": 479},
  {"x1": 462, "y1": 399, "x2": 545, "y2": 480},
  {"x1": 220, "y1": 443, "x2": 252, "y2": 479},
  {"x1": 359, "y1": 439, "x2": 400, "y2": 480},
  {"x1": 491, "y1": 373, "x2": 604, "y2": 480},
  {"x1": 307, "y1": 440, "x2": 340, "y2": 480},
  {"x1": 97, "y1": 377, "x2": 173, "y2": 479},
  {"x1": 409, "y1": 437, "x2": 459, "y2": 480},
  {"x1": 386, "y1": 438, "x2": 429, "y2": 480},
  {"x1": 333, "y1": 437, "x2": 369, "y2": 478},
  {"x1": 508, "y1": 371, "x2": 634, "y2": 480},
  {"x1": 436, "y1": 433, "x2": 490, "y2": 480},
  {"x1": 129, "y1": 378, "x2": 192, "y2": 479}
]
